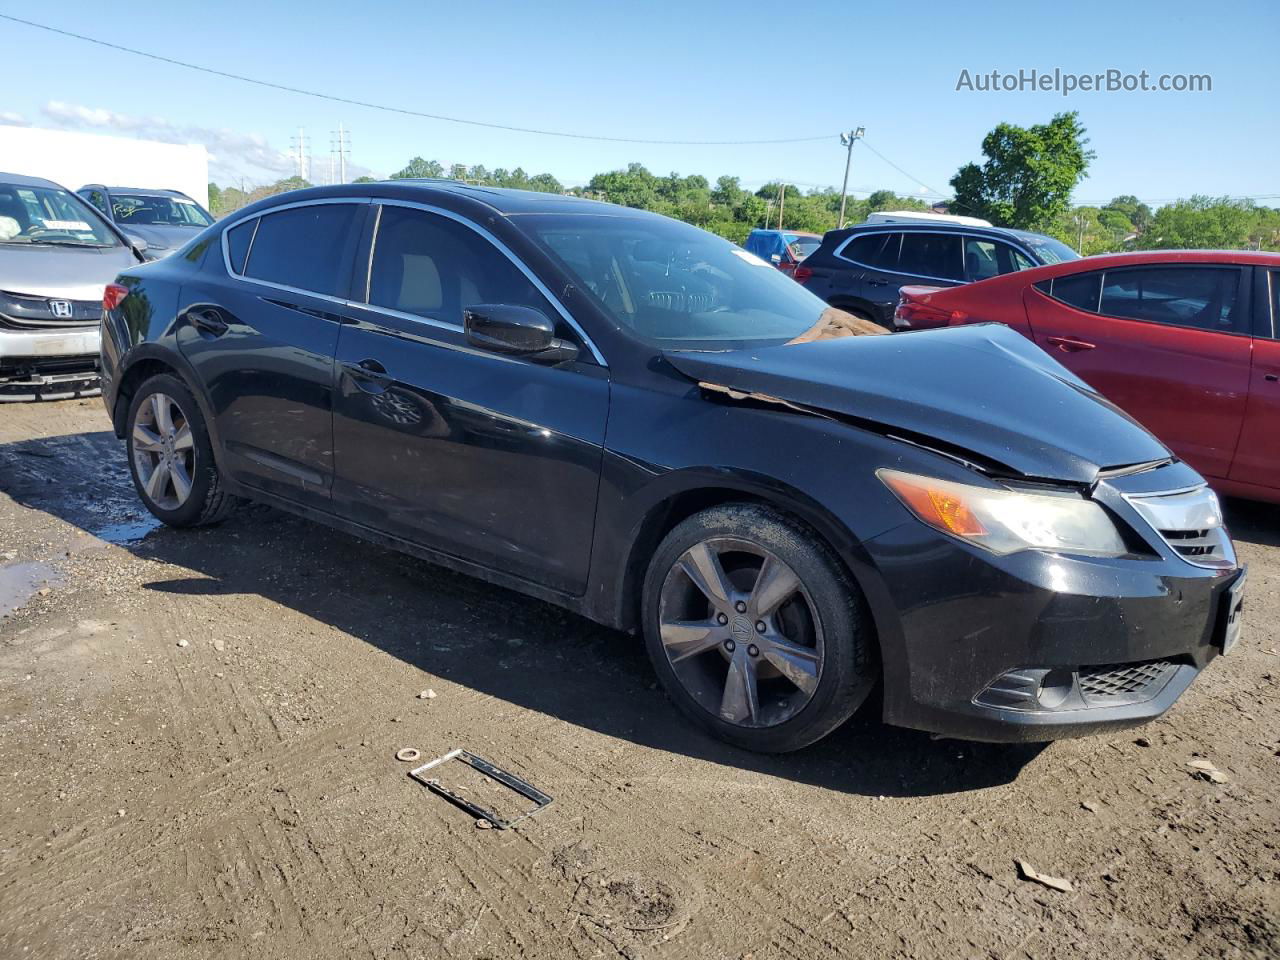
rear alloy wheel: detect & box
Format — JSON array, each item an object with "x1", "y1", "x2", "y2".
[
  {"x1": 131, "y1": 391, "x2": 196, "y2": 511},
  {"x1": 643, "y1": 504, "x2": 875, "y2": 752},
  {"x1": 125, "y1": 373, "x2": 238, "y2": 527}
]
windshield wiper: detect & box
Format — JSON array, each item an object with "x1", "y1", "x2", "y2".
[{"x1": 27, "y1": 238, "x2": 109, "y2": 248}]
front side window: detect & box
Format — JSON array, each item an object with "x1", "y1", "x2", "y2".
[
  {"x1": 898, "y1": 232, "x2": 963, "y2": 281},
  {"x1": 0, "y1": 182, "x2": 120, "y2": 247},
  {"x1": 964, "y1": 238, "x2": 1036, "y2": 281},
  {"x1": 243, "y1": 204, "x2": 362, "y2": 298},
  {"x1": 368, "y1": 206, "x2": 556, "y2": 329},
  {"x1": 1099, "y1": 266, "x2": 1240, "y2": 332},
  {"x1": 111, "y1": 193, "x2": 214, "y2": 228},
  {"x1": 521, "y1": 213, "x2": 854, "y2": 348}
]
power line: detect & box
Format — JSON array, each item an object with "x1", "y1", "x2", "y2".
[{"x1": 0, "y1": 13, "x2": 835, "y2": 146}]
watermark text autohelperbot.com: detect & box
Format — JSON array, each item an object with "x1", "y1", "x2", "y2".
[{"x1": 956, "y1": 68, "x2": 1211, "y2": 96}]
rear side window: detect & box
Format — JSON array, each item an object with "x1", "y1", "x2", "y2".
[
  {"x1": 1270, "y1": 270, "x2": 1280, "y2": 339},
  {"x1": 368, "y1": 205, "x2": 555, "y2": 329},
  {"x1": 225, "y1": 218, "x2": 256, "y2": 274},
  {"x1": 839, "y1": 232, "x2": 898, "y2": 269},
  {"x1": 898, "y1": 232, "x2": 963, "y2": 281},
  {"x1": 1099, "y1": 266, "x2": 1240, "y2": 332},
  {"x1": 243, "y1": 204, "x2": 362, "y2": 298},
  {"x1": 1038, "y1": 272, "x2": 1103, "y2": 312}
]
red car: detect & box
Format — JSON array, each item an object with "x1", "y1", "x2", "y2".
[{"x1": 894, "y1": 250, "x2": 1280, "y2": 504}]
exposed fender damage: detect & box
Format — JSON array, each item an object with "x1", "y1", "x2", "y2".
[{"x1": 666, "y1": 323, "x2": 1172, "y2": 485}]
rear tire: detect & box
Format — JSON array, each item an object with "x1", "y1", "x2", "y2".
[
  {"x1": 641, "y1": 503, "x2": 877, "y2": 753},
  {"x1": 125, "y1": 373, "x2": 238, "y2": 528}
]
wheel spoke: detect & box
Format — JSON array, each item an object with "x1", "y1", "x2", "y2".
[
  {"x1": 169, "y1": 459, "x2": 193, "y2": 504},
  {"x1": 660, "y1": 618, "x2": 724, "y2": 663},
  {"x1": 172, "y1": 424, "x2": 194, "y2": 451},
  {"x1": 151, "y1": 394, "x2": 174, "y2": 435},
  {"x1": 719, "y1": 656, "x2": 760, "y2": 724},
  {"x1": 132, "y1": 424, "x2": 164, "y2": 452},
  {"x1": 679, "y1": 543, "x2": 734, "y2": 611},
  {"x1": 144, "y1": 461, "x2": 171, "y2": 501},
  {"x1": 761, "y1": 635, "x2": 821, "y2": 695},
  {"x1": 750, "y1": 555, "x2": 800, "y2": 619}
]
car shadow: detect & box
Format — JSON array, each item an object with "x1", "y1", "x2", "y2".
[
  {"x1": 0, "y1": 427, "x2": 1047, "y2": 798},
  {"x1": 1223, "y1": 497, "x2": 1280, "y2": 549}
]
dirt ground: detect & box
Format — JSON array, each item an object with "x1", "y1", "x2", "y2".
[{"x1": 0, "y1": 398, "x2": 1277, "y2": 960}]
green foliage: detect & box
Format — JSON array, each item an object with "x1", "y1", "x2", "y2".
[
  {"x1": 950, "y1": 112, "x2": 1095, "y2": 229},
  {"x1": 209, "y1": 176, "x2": 313, "y2": 217},
  {"x1": 1134, "y1": 196, "x2": 1258, "y2": 250},
  {"x1": 352, "y1": 175, "x2": 377, "y2": 184},
  {"x1": 390, "y1": 157, "x2": 445, "y2": 179}
]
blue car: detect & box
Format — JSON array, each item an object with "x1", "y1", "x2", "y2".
[{"x1": 743, "y1": 229, "x2": 822, "y2": 276}]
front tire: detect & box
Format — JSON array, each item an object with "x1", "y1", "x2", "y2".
[
  {"x1": 125, "y1": 373, "x2": 238, "y2": 527},
  {"x1": 641, "y1": 503, "x2": 876, "y2": 753}
]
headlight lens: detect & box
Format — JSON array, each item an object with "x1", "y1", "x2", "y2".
[{"x1": 878, "y1": 468, "x2": 1127, "y2": 557}]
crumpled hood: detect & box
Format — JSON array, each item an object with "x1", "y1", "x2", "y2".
[
  {"x1": 0, "y1": 244, "x2": 138, "y2": 300},
  {"x1": 665, "y1": 323, "x2": 1170, "y2": 484}
]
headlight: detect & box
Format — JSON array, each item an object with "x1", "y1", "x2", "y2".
[{"x1": 878, "y1": 468, "x2": 1127, "y2": 557}]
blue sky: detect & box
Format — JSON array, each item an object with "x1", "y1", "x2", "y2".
[{"x1": 1, "y1": 0, "x2": 1275, "y2": 205}]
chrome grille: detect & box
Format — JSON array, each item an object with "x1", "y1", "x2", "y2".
[
  {"x1": 1124, "y1": 485, "x2": 1235, "y2": 569},
  {"x1": 0, "y1": 290, "x2": 101, "y2": 329}
]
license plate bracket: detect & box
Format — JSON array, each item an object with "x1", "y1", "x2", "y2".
[{"x1": 1217, "y1": 566, "x2": 1247, "y2": 654}]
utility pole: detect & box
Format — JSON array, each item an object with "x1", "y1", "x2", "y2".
[
  {"x1": 331, "y1": 123, "x2": 350, "y2": 184},
  {"x1": 777, "y1": 183, "x2": 786, "y2": 229},
  {"x1": 837, "y1": 126, "x2": 865, "y2": 228},
  {"x1": 290, "y1": 128, "x2": 310, "y2": 182}
]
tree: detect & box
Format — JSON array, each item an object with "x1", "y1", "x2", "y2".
[
  {"x1": 949, "y1": 112, "x2": 1095, "y2": 229},
  {"x1": 352, "y1": 175, "x2": 377, "y2": 184},
  {"x1": 1134, "y1": 196, "x2": 1255, "y2": 250},
  {"x1": 390, "y1": 157, "x2": 444, "y2": 179},
  {"x1": 1104, "y1": 195, "x2": 1152, "y2": 233}
]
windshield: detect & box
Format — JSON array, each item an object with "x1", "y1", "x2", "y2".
[
  {"x1": 0, "y1": 182, "x2": 120, "y2": 247},
  {"x1": 1011, "y1": 230, "x2": 1080, "y2": 265},
  {"x1": 111, "y1": 193, "x2": 214, "y2": 227},
  {"x1": 521, "y1": 214, "x2": 839, "y2": 348}
]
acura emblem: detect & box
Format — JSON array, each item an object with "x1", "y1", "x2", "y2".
[{"x1": 49, "y1": 299, "x2": 73, "y2": 319}]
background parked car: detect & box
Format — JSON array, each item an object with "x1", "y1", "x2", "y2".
[
  {"x1": 0, "y1": 172, "x2": 143, "y2": 400},
  {"x1": 894, "y1": 250, "x2": 1280, "y2": 504},
  {"x1": 795, "y1": 221, "x2": 1080, "y2": 328},
  {"x1": 78, "y1": 185, "x2": 214, "y2": 260},
  {"x1": 743, "y1": 228, "x2": 822, "y2": 276}
]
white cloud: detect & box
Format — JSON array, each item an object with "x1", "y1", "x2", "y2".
[
  {"x1": 0, "y1": 110, "x2": 29, "y2": 126},
  {"x1": 39, "y1": 100, "x2": 296, "y2": 183}
]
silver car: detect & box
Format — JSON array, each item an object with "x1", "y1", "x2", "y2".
[
  {"x1": 78, "y1": 185, "x2": 215, "y2": 260},
  {"x1": 0, "y1": 173, "x2": 143, "y2": 400}
]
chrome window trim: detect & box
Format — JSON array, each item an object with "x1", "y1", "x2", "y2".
[
  {"x1": 834, "y1": 227, "x2": 1040, "y2": 285},
  {"x1": 368, "y1": 198, "x2": 607, "y2": 366}
]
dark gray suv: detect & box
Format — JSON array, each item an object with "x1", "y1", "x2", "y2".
[{"x1": 796, "y1": 221, "x2": 1080, "y2": 328}]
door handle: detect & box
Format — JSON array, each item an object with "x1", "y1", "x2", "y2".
[
  {"x1": 341, "y1": 358, "x2": 392, "y2": 392},
  {"x1": 1265, "y1": 374, "x2": 1279, "y2": 383},
  {"x1": 1045, "y1": 335, "x2": 1096, "y2": 352},
  {"x1": 189, "y1": 308, "x2": 228, "y2": 337}
]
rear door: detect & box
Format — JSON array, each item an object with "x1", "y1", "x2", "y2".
[
  {"x1": 1229, "y1": 267, "x2": 1280, "y2": 492},
  {"x1": 868, "y1": 231, "x2": 964, "y2": 324},
  {"x1": 176, "y1": 199, "x2": 368, "y2": 504},
  {"x1": 331, "y1": 202, "x2": 609, "y2": 594},
  {"x1": 1026, "y1": 264, "x2": 1252, "y2": 479}
]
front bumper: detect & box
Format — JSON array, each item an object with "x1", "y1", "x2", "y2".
[
  {"x1": 862, "y1": 465, "x2": 1242, "y2": 742},
  {"x1": 0, "y1": 327, "x2": 101, "y2": 400}
]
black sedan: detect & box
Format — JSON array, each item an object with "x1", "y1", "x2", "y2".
[{"x1": 99, "y1": 182, "x2": 1244, "y2": 752}]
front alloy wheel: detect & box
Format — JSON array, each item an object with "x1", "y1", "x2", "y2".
[
  {"x1": 643, "y1": 503, "x2": 875, "y2": 753},
  {"x1": 659, "y1": 539, "x2": 824, "y2": 728}
]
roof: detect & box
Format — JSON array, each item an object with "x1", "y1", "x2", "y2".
[
  {"x1": 100, "y1": 186, "x2": 190, "y2": 197},
  {"x1": 749, "y1": 228, "x2": 821, "y2": 238},
  {"x1": 0, "y1": 171, "x2": 65, "y2": 189},
  {"x1": 1037, "y1": 248, "x2": 1280, "y2": 270},
  {"x1": 372, "y1": 180, "x2": 631, "y2": 216}
]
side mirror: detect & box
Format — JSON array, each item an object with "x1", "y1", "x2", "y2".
[
  {"x1": 125, "y1": 234, "x2": 150, "y2": 259},
  {"x1": 464, "y1": 304, "x2": 579, "y2": 364}
]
